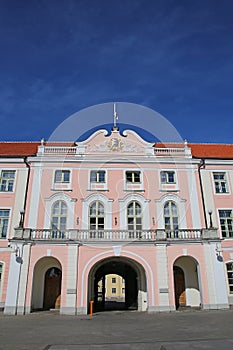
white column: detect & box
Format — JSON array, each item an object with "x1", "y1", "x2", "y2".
[
  {"x1": 60, "y1": 245, "x2": 78, "y2": 315},
  {"x1": 4, "y1": 243, "x2": 23, "y2": 315},
  {"x1": 16, "y1": 244, "x2": 31, "y2": 314}
]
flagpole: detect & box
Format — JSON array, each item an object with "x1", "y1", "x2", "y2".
[{"x1": 113, "y1": 103, "x2": 118, "y2": 128}]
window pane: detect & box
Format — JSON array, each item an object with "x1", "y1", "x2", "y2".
[
  {"x1": 160, "y1": 171, "x2": 166, "y2": 183},
  {"x1": 98, "y1": 171, "x2": 105, "y2": 182}
]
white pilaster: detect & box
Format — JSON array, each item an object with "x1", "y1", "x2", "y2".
[
  {"x1": 156, "y1": 244, "x2": 173, "y2": 311},
  {"x1": 4, "y1": 243, "x2": 23, "y2": 315},
  {"x1": 186, "y1": 166, "x2": 201, "y2": 228},
  {"x1": 203, "y1": 243, "x2": 229, "y2": 309},
  {"x1": 28, "y1": 166, "x2": 42, "y2": 228},
  {"x1": 60, "y1": 245, "x2": 78, "y2": 315},
  {"x1": 16, "y1": 244, "x2": 31, "y2": 314}
]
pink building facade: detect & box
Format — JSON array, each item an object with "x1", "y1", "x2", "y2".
[{"x1": 0, "y1": 126, "x2": 233, "y2": 315}]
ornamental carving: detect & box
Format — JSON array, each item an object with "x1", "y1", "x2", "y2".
[{"x1": 89, "y1": 138, "x2": 144, "y2": 153}]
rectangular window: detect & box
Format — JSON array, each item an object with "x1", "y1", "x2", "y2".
[
  {"x1": 0, "y1": 209, "x2": 10, "y2": 238},
  {"x1": 122, "y1": 288, "x2": 125, "y2": 294},
  {"x1": 55, "y1": 170, "x2": 70, "y2": 183},
  {"x1": 112, "y1": 288, "x2": 116, "y2": 294},
  {"x1": 0, "y1": 264, "x2": 2, "y2": 297},
  {"x1": 219, "y1": 210, "x2": 233, "y2": 238},
  {"x1": 126, "y1": 171, "x2": 141, "y2": 183},
  {"x1": 213, "y1": 173, "x2": 228, "y2": 193},
  {"x1": 90, "y1": 170, "x2": 106, "y2": 183},
  {"x1": 112, "y1": 277, "x2": 116, "y2": 283},
  {"x1": 226, "y1": 263, "x2": 233, "y2": 293},
  {"x1": 0, "y1": 170, "x2": 15, "y2": 192},
  {"x1": 160, "y1": 171, "x2": 175, "y2": 184}
]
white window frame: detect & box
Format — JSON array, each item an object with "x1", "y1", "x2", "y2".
[
  {"x1": 52, "y1": 169, "x2": 72, "y2": 191},
  {"x1": 51, "y1": 200, "x2": 68, "y2": 234},
  {"x1": 160, "y1": 171, "x2": 176, "y2": 184},
  {"x1": 89, "y1": 201, "x2": 105, "y2": 230},
  {"x1": 125, "y1": 171, "x2": 141, "y2": 183},
  {"x1": 0, "y1": 208, "x2": 10, "y2": 239},
  {"x1": 164, "y1": 201, "x2": 179, "y2": 237},
  {"x1": 213, "y1": 172, "x2": 229, "y2": 194},
  {"x1": 44, "y1": 193, "x2": 75, "y2": 230},
  {"x1": 0, "y1": 262, "x2": 4, "y2": 303},
  {"x1": 0, "y1": 170, "x2": 16, "y2": 192},
  {"x1": 82, "y1": 194, "x2": 113, "y2": 230},
  {"x1": 124, "y1": 170, "x2": 144, "y2": 192},
  {"x1": 218, "y1": 209, "x2": 233, "y2": 238},
  {"x1": 155, "y1": 194, "x2": 187, "y2": 230},
  {"x1": 54, "y1": 170, "x2": 71, "y2": 183},
  {"x1": 127, "y1": 201, "x2": 142, "y2": 232},
  {"x1": 226, "y1": 262, "x2": 233, "y2": 294},
  {"x1": 90, "y1": 170, "x2": 106, "y2": 183}
]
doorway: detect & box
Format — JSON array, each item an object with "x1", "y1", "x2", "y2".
[
  {"x1": 173, "y1": 266, "x2": 186, "y2": 309},
  {"x1": 43, "y1": 267, "x2": 62, "y2": 310}
]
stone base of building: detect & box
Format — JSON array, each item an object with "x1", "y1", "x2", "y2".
[
  {"x1": 60, "y1": 307, "x2": 76, "y2": 315},
  {"x1": 202, "y1": 303, "x2": 229, "y2": 310},
  {"x1": 148, "y1": 305, "x2": 176, "y2": 313}
]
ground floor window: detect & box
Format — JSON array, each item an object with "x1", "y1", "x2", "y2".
[{"x1": 226, "y1": 262, "x2": 233, "y2": 293}]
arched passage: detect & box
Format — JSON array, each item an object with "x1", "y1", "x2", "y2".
[
  {"x1": 173, "y1": 256, "x2": 201, "y2": 309},
  {"x1": 31, "y1": 257, "x2": 62, "y2": 311},
  {"x1": 88, "y1": 256, "x2": 147, "y2": 313}
]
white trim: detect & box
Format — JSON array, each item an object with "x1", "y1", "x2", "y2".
[
  {"x1": 211, "y1": 171, "x2": 231, "y2": 195},
  {"x1": 124, "y1": 169, "x2": 144, "y2": 192},
  {"x1": 0, "y1": 168, "x2": 17, "y2": 193},
  {"x1": 155, "y1": 194, "x2": 187, "y2": 229},
  {"x1": 216, "y1": 207, "x2": 233, "y2": 239},
  {"x1": 51, "y1": 169, "x2": 72, "y2": 191},
  {"x1": 88, "y1": 169, "x2": 108, "y2": 191},
  {"x1": 119, "y1": 193, "x2": 150, "y2": 230},
  {"x1": 0, "y1": 207, "x2": 11, "y2": 239},
  {"x1": 82, "y1": 194, "x2": 113, "y2": 230},
  {"x1": 44, "y1": 193, "x2": 76, "y2": 229}
]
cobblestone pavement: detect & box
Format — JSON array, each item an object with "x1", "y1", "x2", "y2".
[{"x1": 0, "y1": 309, "x2": 233, "y2": 350}]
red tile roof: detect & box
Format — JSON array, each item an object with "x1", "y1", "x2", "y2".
[
  {"x1": 189, "y1": 144, "x2": 233, "y2": 159},
  {"x1": 0, "y1": 142, "x2": 40, "y2": 156},
  {"x1": 0, "y1": 142, "x2": 233, "y2": 159}
]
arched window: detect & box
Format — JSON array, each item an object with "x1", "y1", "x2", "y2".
[
  {"x1": 89, "y1": 201, "x2": 105, "y2": 237},
  {"x1": 164, "y1": 201, "x2": 179, "y2": 238},
  {"x1": 127, "y1": 201, "x2": 142, "y2": 238},
  {"x1": 51, "y1": 201, "x2": 67, "y2": 238}
]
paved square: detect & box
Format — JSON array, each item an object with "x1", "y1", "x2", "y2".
[{"x1": 0, "y1": 309, "x2": 233, "y2": 350}]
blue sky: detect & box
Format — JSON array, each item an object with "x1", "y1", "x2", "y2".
[{"x1": 0, "y1": 0, "x2": 233, "y2": 143}]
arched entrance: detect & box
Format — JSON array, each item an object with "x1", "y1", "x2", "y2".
[
  {"x1": 88, "y1": 257, "x2": 147, "y2": 313},
  {"x1": 31, "y1": 257, "x2": 62, "y2": 311},
  {"x1": 43, "y1": 267, "x2": 62, "y2": 310},
  {"x1": 173, "y1": 256, "x2": 201, "y2": 310}
]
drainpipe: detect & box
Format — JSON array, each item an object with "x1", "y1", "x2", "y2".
[{"x1": 198, "y1": 159, "x2": 208, "y2": 229}]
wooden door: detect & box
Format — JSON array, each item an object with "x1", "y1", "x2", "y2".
[
  {"x1": 173, "y1": 266, "x2": 186, "y2": 309},
  {"x1": 43, "y1": 267, "x2": 62, "y2": 310}
]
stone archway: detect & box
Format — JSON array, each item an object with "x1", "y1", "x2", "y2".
[
  {"x1": 31, "y1": 257, "x2": 62, "y2": 311},
  {"x1": 88, "y1": 256, "x2": 147, "y2": 313}
]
